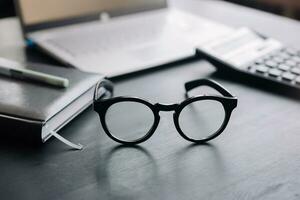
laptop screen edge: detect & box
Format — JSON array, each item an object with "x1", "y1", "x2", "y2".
[{"x1": 14, "y1": 0, "x2": 168, "y2": 37}]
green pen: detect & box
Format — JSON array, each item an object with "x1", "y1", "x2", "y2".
[{"x1": 0, "y1": 57, "x2": 69, "y2": 88}]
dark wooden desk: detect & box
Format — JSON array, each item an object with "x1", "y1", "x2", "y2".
[{"x1": 1, "y1": 0, "x2": 300, "y2": 199}]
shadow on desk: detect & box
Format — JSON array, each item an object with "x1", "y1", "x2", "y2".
[
  {"x1": 95, "y1": 143, "x2": 224, "y2": 199},
  {"x1": 0, "y1": 134, "x2": 42, "y2": 151},
  {"x1": 96, "y1": 145, "x2": 161, "y2": 199}
]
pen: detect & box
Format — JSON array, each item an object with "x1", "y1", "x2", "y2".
[{"x1": 0, "y1": 57, "x2": 69, "y2": 88}]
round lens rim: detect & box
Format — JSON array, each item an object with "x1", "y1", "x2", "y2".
[
  {"x1": 98, "y1": 97, "x2": 160, "y2": 144},
  {"x1": 173, "y1": 95, "x2": 234, "y2": 143}
]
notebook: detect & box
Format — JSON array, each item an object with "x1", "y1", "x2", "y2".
[{"x1": 0, "y1": 62, "x2": 105, "y2": 148}]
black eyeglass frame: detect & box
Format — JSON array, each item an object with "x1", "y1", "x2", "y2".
[{"x1": 94, "y1": 79, "x2": 237, "y2": 145}]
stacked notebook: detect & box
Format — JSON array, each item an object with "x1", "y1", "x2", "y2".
[{"x1": 0, "y1": 62, "x2": 105, "y2": 148}]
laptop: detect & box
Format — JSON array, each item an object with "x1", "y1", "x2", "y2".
[{"x1": 15, "y1": 0, "x2": 233, "y2": 77}]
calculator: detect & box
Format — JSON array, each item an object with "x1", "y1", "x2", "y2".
[{"x1": 196, "y1": 28, "x2": 300, "y2": 90}]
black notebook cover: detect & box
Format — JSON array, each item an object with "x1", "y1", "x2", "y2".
[{"x1": 0, "y1": 63, "x2": 104, "y2": 144}]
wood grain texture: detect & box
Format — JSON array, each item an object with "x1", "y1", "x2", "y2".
[{"x1": 0, "y1": 0, "x2": 300, "y2": 199}]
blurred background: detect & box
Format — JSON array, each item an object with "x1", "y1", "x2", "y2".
[
  {"x1": 226, "y1": 0, "x2": 300, "y2": 19},
  {"x1": 0, "y1": 0, "x2": 300, "y2": 20}
]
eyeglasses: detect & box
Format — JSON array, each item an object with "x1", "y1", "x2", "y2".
[{"x1": 93, "y1": 79, "x2": 237, "y2": 145}]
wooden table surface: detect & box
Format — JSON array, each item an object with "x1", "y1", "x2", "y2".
[{"x1": 1, "y1": 0, "x2": 300, "y2": 199}]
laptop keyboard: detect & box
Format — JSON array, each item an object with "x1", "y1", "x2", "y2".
[
  {"x1": 34, "y1": 9, "x2": 233, "y2": 75},
  {"x1": 44, "y1": 18, "x2": 167, "y2": 57}
]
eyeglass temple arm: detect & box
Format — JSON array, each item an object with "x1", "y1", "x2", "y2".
[
  {"x1": 184, "y1": 79, "x2": 234, "y2": 98},
  {"x1": 94, "y1": 79, "x2": 114, "y2": 101}
]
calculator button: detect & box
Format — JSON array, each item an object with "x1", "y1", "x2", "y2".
[
  {"x1": 255, "y1": 58, "x2": 265, "y2": 65},
  {"x1": 283, "y1": 48, "x2": 297, "y2": 56},
  {"x1": 273, "y1": 56, "x2": 284, "y2": 64},
  {"x1": 255, "y1": 65, "x2": 269, "y2": 73},
  {"x1": 278, "y1": 53, "x2": 291, "y2": 60},
  {"x1": 295, "y1": 77, "x2": 300, "y2": 85},
  {"x1": 281, "y1": 72, "x2": 295, "y2": 81},
  {"x1": 285, "y1": 60, "x2": 297, "y2": 67},
  {"x1": 290, "y1": 67, "x2": 300, "y2": 75},
  {"x1": 262, "y1": 55, "x2": 272, "y2": 60},
  {"x1": 291, "y1": 56, "x2": 300, "y2": 63},
  {"x1": 265, "y1": 60, "x2": 277, "y2": 68},
  {"x1": 268, "y1": 69, "x2": 282, "y2": 77},
  {"x1": 278, "y1": 64, "x2": 290, "y2": 71}
]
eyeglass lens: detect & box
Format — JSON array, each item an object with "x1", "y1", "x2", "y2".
[
  {"x1": 178, "y1": 100, "x2": 225, "y2": 140},
  {"x1": 105, "y1": 101, "x2": 155, "y2": 142}
]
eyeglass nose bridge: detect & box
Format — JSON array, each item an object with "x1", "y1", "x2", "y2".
[{"x1": 154, "y1": 103, "x2": 179, "y2": 112}]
